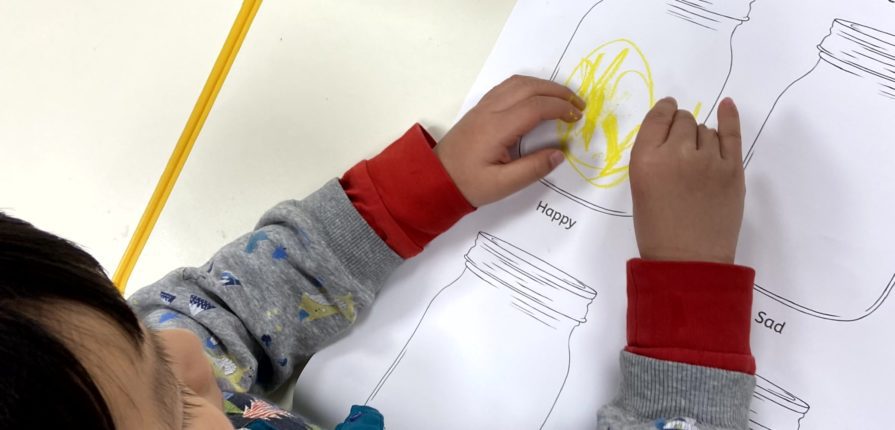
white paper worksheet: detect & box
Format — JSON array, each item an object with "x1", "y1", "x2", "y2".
[{"x1": 295, "y1": 1, "x2": 895, "y2": 428}]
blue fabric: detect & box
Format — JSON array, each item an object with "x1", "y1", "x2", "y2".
[{"x1": 334, "y1": 405, "x2": 385, "y2": 430}]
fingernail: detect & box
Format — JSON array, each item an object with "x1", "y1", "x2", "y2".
[
  {"x1": 549, "y1": 151, "x2": 565, "y2": 169},
  {"x1": 568, "y1": 109, "x2": 583, "y2": 121},
  {"x1": 655, "y1": 97, "x2": 678, "y2": 110},
  {"x1": 570, "y1": 94, "x2": 587, "y2": 110},
  {"x1": 722, "y1": 97, "x2": 738, "y2": 112}
]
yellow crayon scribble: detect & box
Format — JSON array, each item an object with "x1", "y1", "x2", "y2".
[
  {"x1": 558, "y1": 39, "x2": 701, "y2": 189},
  {"x1": 692, "y1": 102, "x2": 703, "y2": 120},
  {"x1": 559, "y1": 39, "x2": 655, "y2": 189}
]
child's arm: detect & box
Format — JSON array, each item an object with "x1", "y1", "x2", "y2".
[
  {"x1": 128, "y1": 75, "x2": 585, "y2": 395},
  {"x1": 598, "y1": 98, "x2": 755, "y2": 429}
]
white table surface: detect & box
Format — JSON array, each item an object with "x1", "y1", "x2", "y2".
[{"x1": 1, "y1": 0, "x2": 242, "y2": 273}]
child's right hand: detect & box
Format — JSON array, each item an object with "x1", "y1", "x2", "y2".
[
  {"x1": 629, "y1": 97, "x2": 746, "y2": 264},
  {"x1": 435, "y1": 75, "x2": 586, "y2": 207}
]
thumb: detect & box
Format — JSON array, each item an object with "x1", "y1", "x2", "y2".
[{"x1": 496, "y1": 149, "x2": 565, "y2": 197}]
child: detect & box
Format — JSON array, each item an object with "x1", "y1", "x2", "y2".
[{"x1": 0, "y1": 76, "x2": 753, "y2": 430}]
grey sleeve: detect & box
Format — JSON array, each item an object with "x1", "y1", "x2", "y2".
[
  {"x1": 127, "y1": 180, "x2": 403, "y2": 394},
  {"x1": 597, "y1": 352, "x2": 756, "y2": 430}
]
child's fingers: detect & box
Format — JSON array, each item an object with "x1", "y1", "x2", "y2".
[
  {"x1": 496, "y1": 148, "x2": 565, "y2": 197},
  {"x1": 697, "y1": 124, "x2": 721, "y2": 157},
  {"x1": 717, "y1": 97, "x2": 743, "y2": 161},
  {"x1": 634, "y1": 97, "x2": 678, "y2": 149},
  {"x1": 667, "y1": 109, "x2": 699, "y2": 151},
  {"x1": 488, "y1": 75, "x2": 586, "y2": 112},
  {"x1": 499, "y1": 96, "x2": 582, "y2": 143}
]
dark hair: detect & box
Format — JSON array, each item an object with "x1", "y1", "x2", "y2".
[{"x1": 0, "y1": 213, "x2": 144, "y2": 429}]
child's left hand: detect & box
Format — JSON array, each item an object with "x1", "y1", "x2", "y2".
[
  {"x1": 435, "y1": 75, "x2": 586, "y2": 207},
  {"x1": 629, "y1": 97, "x2": 745, "y2": 264}
]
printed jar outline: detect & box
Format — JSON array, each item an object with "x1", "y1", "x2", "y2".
[
  {"x1": 749, "y1": 375, "x2": 810, "y2": 430},
  {"x1": 367, "y1": 232, "x2": 597, "y2": 429},
  {"x1": 740, "y1": 19, "x2": 895, "y2": 321},
  {"x1": 520, "y1": 0, "x2": 755, "y2": 217}
]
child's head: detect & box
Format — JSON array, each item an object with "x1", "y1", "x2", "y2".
[{"x1": 0, "y1": 214, "x2": 228, "y2": 429}]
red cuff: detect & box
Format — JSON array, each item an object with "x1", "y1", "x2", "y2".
[
  {"x1": 625, "y1": 259, "x2": 756, "y2": 374},
  {"x1": 340, "y1": 124, "x2": 475, "y2": 259}
]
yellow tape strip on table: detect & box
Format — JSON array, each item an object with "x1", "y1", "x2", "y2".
[{"x1": 113, "y1": 0, "x2": 263, "y2": 293}]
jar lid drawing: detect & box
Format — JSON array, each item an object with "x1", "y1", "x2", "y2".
[
  {"x1": 818, "y1": 19, "x2": 895, "y2": 90},
  {"x1": 679, "y1": 0, "x2": 755, "y2": 21},
  {"x1": 466, "y1": 232, "x2": 597, "y2": 323},
  {"x1": 749, "y1": 375, "x2": 809, "y2": 430}
]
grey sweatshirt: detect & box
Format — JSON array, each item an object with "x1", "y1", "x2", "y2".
[{"x1": 128, "y1": 179, "x2": 755, "y2": 429}]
